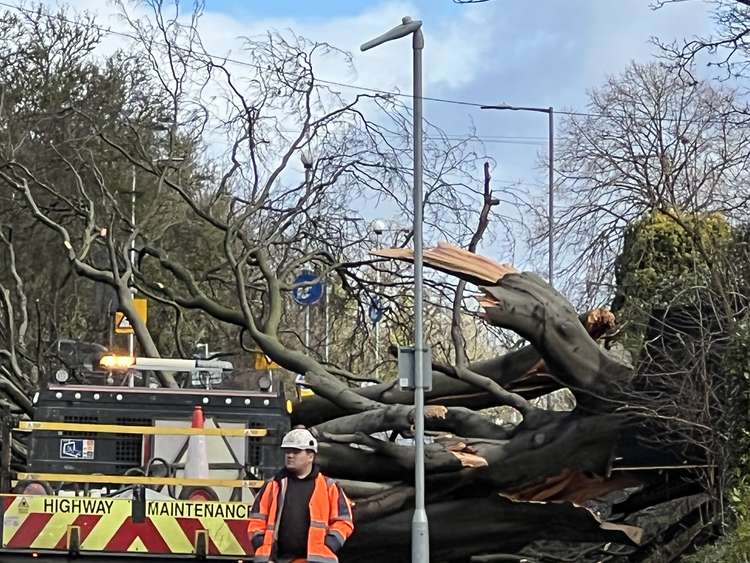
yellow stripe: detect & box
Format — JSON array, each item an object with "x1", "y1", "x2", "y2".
[
  {"x1": 149, "y1": 514, "x2": 193, "y2": 553},
  {"x1": 2, "y1": 496, "x2": 28, "y2": 545},
  {"x1": 201, "y1": 516, "x2": 244, "y2": 555},
  {"x1": 17, "y1": 473, "x2": 263, "y2": 488},
  {"x1": 30, "y1": 511, "x2": 76, "y2": 549},
  {"x1": 127, "y1": 536, "x2": 149, "y2": 553},
  {"x1": 81, "y1": 507, "x2": 129, "y2": 552},
  {"x1": 18, "y1": 420, "x2": 267, "y2": 437}
]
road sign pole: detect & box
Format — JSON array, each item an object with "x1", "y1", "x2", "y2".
[
  {"x1": 375, "y1": 321, "x2": 380, "y2": 376},
  {"x1": 305, "y1": 306, "x2": 310, "y2": 350},
  {"x1": 375, "y1": 250, "x2": 381, "y2": 377},
  {"x1": 324, "y1": 284, "x2": 329, "y2": 362}
]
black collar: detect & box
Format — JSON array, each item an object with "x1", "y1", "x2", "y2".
[{"x1": 275, "y1": 464, "x2": 319, "y2": 482}]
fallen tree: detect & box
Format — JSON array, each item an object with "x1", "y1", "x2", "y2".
[
  {"x1": 291, "y1": 243, "x2": 711, "y2": 562},
  {"x1": 0, "y1": 4, "x2": 727, "y2": 561}
]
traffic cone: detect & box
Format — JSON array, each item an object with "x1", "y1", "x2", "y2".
[{"x1": 184, "y1": 405, "x2": 209, "y2": 479}]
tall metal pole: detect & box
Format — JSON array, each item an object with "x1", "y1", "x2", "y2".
[
  {"x1": 479, "y1": 104, "x2": 555, "y2": 288},
  {"x1": 129, "y1": 166, "x2": 136, "y2": 358},
  {"x1": 548, "y1": 107, "x2": 554, "y2": 289},
  {"x1": 301, "y1": 159, "x2": 314, "y2": 357},
  {"x1": 374, "y1": 298, "x2": 380, "y2": 376},
  {"x1": 304, "y1": 306, "x2": 310, "y2": 350},
  {"x1": 374, "y1": 232, "x2": 381, "y2": 377},
  {"x1": 128, "y1": 166, "x2": 136, "y2": 387},
  {"x1": 324, "y1": 284, "x2": 329, "y2": 363},
  {"x1": 361, "y1": 18, "x2": 428, "y2": 561},
  {"x1": 411, "y1": 24, "x2": 429, "y2": 563}
]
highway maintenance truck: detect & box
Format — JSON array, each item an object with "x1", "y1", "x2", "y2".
[{"x1": 0, "y1": 352, "x2": 290, "y2": 561}]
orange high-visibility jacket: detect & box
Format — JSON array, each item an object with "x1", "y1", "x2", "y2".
[{"x1": 247, "y1": 468, "x2": 354, "y2": 563}]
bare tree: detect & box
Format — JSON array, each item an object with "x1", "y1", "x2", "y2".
[
  {"x1": 654, "y1": 0, "x2": 750, "y2": 82},
  {"x1": 0, "y1": 227, "x2": 35, "y2": 414},
  {"x1": 0, "y1": 2, "x2": 730, "y2": 561},
  {"x1": 552, "y1": 61, "x2": 750, "y2": 306},
  {"x1": 0, "y1": 0, "x2": 510, "y2": 378}
]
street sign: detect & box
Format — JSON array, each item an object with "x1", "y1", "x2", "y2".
[
  {"x1": 368, "y1": 296, "x2": 385, "y2": 325},
  {"x1": 59, "y1": 438, "x2": 95, "y2": 460},
  {"x1": 294, "y1": 374, "x2": 315, "y2": 397},
  {"x1": 398, "y1": 346, "x2": 432, "y2": 392},
  {"x1": 114, "y1": 298, "x2": 148, "y2": 334},
  {"x1": 292, "y1": 271, "x2": 324, "y2": 306}
]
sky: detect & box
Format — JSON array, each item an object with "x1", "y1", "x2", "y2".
[{"x1": 33, "y1": 0, "x2": 716, "y2": 273}]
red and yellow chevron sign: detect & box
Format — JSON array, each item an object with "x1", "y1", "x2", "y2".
[{"x1": 1, "y1": 495, "x2": 253, "y2": 556}]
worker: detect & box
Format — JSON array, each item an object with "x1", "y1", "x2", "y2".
[{"x1": 248, "y1": 427, "x2": 354, "y2": 563}]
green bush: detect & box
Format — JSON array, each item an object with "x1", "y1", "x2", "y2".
[
  {"x1": 615, "y1": 211, "x2": 750, "y2": 559},
  {"x1": 613, "y1": 210, "x2": 733, "y2": 355},
  {"x1": 684, "y1": 321, "x2": 750, "y2": 562},
  {"x1": 683, "y1": 500, "x2": 750, "y2": 562}
]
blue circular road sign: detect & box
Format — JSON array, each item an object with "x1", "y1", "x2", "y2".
[
  {"x1": 292, "y1": 271, "x2": 324, "y2": 306},
  {"x1": 368, "y1": 296, "x2": 385, "y2": 325}
]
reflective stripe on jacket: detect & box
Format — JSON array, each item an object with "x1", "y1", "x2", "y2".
[{"x1": 247, "y1": 470, "x2": 354, "y2": 563}]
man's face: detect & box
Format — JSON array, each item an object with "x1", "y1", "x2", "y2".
[{"x1": 283, "y1": 448, "x2": 315, "y2": 475}]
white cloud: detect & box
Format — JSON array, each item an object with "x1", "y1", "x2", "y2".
[
  {"x1": 34, "y1": 0, "x2": 495, "y2": 127},
  {"x1": 192, "y1": 1, "x2": 496, "y2": 95},
  {"x1": 30, "y1": 0, "x2": 721, "y2": 271}
]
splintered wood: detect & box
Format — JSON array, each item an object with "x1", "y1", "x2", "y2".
[
  {"x1": 585, "y1": 308, "x2": 616, "y2": 338},
  {"x1": 372, "y1": 241, "x2": 518, "y2": 286},
  {"x1": 424, "y1": 405, "x2": 448, "y2": 419}
]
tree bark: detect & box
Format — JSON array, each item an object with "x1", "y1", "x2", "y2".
[
  {"x1": 293, "y1": 311, "x2": 613, "y2": 427},
  {"x1": 341, "y1": 495, "x2": 641, "y2": 563}
]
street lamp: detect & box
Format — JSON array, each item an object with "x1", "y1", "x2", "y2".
[
  {"x1": 362, "y1": 17, "x2": 429, "y2": 563},
  {"x1": 301, "y1": 150, "x2": 314, "y2": 353},
  {"x1": 300, "y1": 147, "x2": 313, "y2": 177},
  {"x1": 480, "y1": 104, "x2": 555, "y2": 288}
]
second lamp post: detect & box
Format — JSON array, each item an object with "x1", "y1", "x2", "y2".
[{"x1": 481, "y1": 104, "x2": 555, "y2": 288}]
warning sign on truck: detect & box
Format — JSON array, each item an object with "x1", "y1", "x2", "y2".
[
  {"x1": 1, "y1": 494, "x2": 253, "y2": 556},
  {"x1": 59, "y1": 438, "x2": 95, "y2": 460}
]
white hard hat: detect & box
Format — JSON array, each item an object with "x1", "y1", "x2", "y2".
[{"x1": 281, "y1": 428, "x2": 318, "y2": 453}]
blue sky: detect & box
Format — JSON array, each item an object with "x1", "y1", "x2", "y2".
[
  {"x1": 189, "y1": 0, "x2": 713, "y2": 191},
  {"x1": 44, "y1": 0, "x2": 716, "y2": 272},
  {"x1": 55, "y1": 1, "x2": 714, "y2": 185},
  {"x1": 204, "y1": 0, "x2": 456, "y2": 20}
]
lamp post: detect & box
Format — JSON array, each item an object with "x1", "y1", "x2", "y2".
[
  {"x1": 301, "y1": 149, "x2": 314, "y2": 352},
  {"x1": 480, "y1": 104, "x2": 555, "y2": 288},
  {"x1": 362, "y1": 17, "x2": 429, "y2": 563}
]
